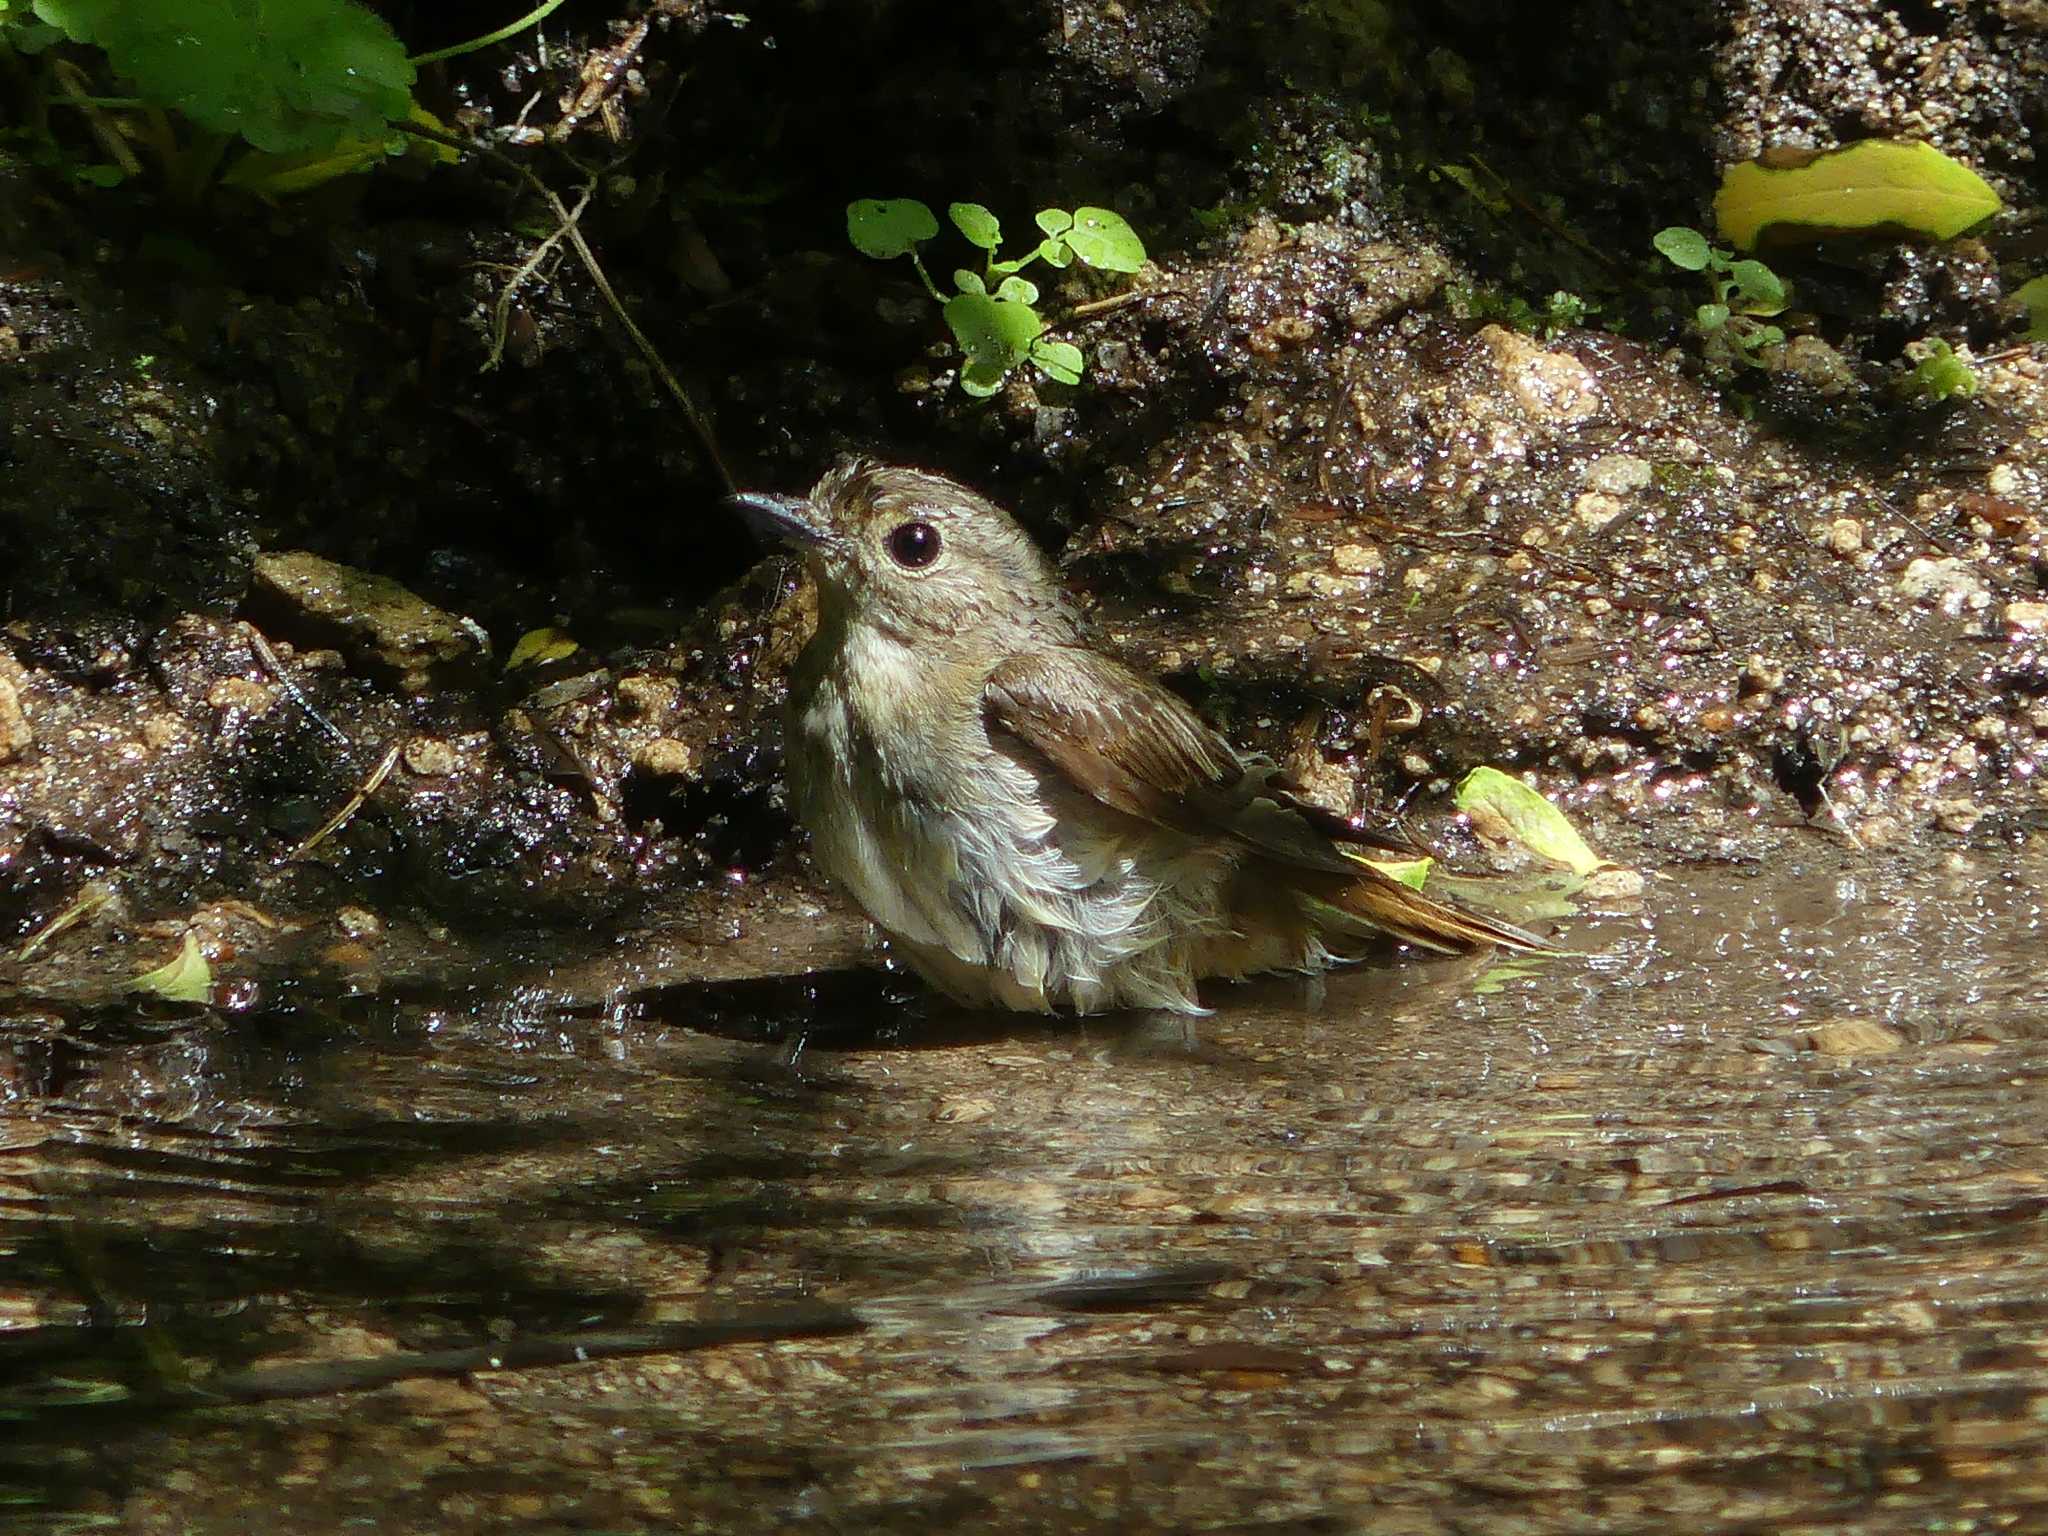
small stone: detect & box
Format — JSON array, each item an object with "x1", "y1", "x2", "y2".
[
  {"x1": 1933, "y1": 797, "x2": 1984, "y2": 835},
  {"x1": 1897, "y1": 557, "x2": 1988, "y2": 613},
  {"x1": 1583, "y1": 454, "x2": 1652, "y2": 495},
  {"x1": 2005, "y1": 600, "x2": 2048, "y2": 633},
  {"x1": 206, "y1": 676, "x2": 279, "y2": 716},
  {"x1": 0, "y1": 676, "x2": 29, "y2": 763},
  {"x1": 632, "y1": 737, "x2": 699, "y2": 780},
  {"x1": 387, "y1": 1376, "x2": 493, "y2": 1415},
  {"x1": 1574, "y1": 492, "x2": 1625, "y2": 531},
  {"x1": 336, "y1": 906, "x2": 384, "y2": 939},
  {"x1": 139, "y1": 715, "x2": 185, "y2": 750},
  {"x1": 1248, "y1": 314, "x2": 1317, "y2": 356},
  {"x1": 1740, "y1": 656, "x2": 1786, "y2": 696},
  {"x1": 1820, "y1": 517, "x2": 1863, "y2": 557},
  {"x1": 1479, "y1": 326, "x2": 1603, "y2": 422},
  {"x1": 249, "y1": 551, "x2": 485, "y2": 690},
  {"x1": 1809, "y1": 1019, "x2": 1904, "y2": 1057},
  {"x1": 613, "y1": 673, "x2": 677, "y2": 722},
  {"x1": 1580, "y1": 866, "x2": 1645, "y2": 900},
  {"x1": 402, "y1": 736, "x2": 461, "y2": 777},
  {"x1": 1331, "y1": 543, "x2": 1383, "y2": 575},
  {"x1": 1777, "y1": 335, "x2": 1858, "y2": 395}
]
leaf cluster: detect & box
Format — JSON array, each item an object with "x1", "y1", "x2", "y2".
[
  {"x1": 1653, "y1": 226, "x2": 1788, "y2": 370},
  {"x1": 1445, "y1": 283, "x2": 1598, "y2": 341},
  {"x1": 1898, "y1": 338, "x2": 1978, "y2": 403},
  {"x1": 847, "y1": 197, "x2": 1145, "y2": 396},
  {"x1": 9, "y1": 0, "x2": 413, "y2": 155}
]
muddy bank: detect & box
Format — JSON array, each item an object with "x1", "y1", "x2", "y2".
[{"x1": 1, "y1": 0, "x2": 2045, "y2": 986}]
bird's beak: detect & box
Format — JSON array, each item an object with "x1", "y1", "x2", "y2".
[{"x1": 728, "y1": 491, "x2": 828, "y2": 550}]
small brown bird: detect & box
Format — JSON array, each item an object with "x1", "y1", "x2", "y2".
[{"x1": 734, "y1": 460, "x2": 1550, "y2": 1014}]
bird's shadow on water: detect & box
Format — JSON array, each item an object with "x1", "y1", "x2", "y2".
[
  {"x1": 0, "y1": 985, "x2": 934, "y2": 1521},
  {"x1": 625, "y1": 964, "x2": 1278, "y2": 1068},
  {"x1": 0, "y1": 969, "x2": 1258, "y2": 1526}
]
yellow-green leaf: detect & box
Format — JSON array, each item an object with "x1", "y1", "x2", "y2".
[
  {"x1": 1362, "y1": 854, "x2": 1432, "y2": 890},
  {"x1": 1714, "y1": 140, "x2": 2002, "y2": 250},
  {"x1": 2016, "y1": 276, "x2": 2048, "y2": 343},
  {"x1": 222, "y1": 101, "x2": 455, "y2": 199},
  {"x1": 127, "y1": 933, "x2": 212, "y2": 1004},
  {"x1": 506, "y1": 626, "x2": 579, "y2": 671},
  {"x1": 1454, "y1": 768, "x2": 1604, "y2": 876}
]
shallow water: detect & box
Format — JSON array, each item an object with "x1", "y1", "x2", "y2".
[{"x1": 3, "y1": 843, "x2": 2046, "y2": 1532}]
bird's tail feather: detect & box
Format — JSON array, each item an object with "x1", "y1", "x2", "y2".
[{"x1": 1301, "y1": 866, "x2": 1556, "y2": 955}]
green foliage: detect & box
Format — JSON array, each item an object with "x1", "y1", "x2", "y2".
[
  {"x1": 1446, "y1": 282, "x2": 1598, "y2": 340},
  {"x1": 1654, "y1": 226, "x2": 1789, "y2": 371},
  {"x1": 846, "y1": 196, "x2": 1146, "y2": 395},
  {"x1": 23, "y1": 0, "x2": 414, "y2": 155},
  {"x1": 2016, "y1": 276, "x2": 2048, "y2": 343},
  {"x1": 847, "y1": 198, "x2": 939, "y2": 259},
  {"x1": 1899, "y1": 338, "x2": 1978, "y2": 402}
]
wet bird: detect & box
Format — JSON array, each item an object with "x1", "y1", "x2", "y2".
[{"x1": 733, "y1": 460, "x2": 1550, "y2": 1014}]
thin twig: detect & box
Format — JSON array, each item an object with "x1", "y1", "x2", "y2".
[
  {"x1": 17, "y1": 881, "x2": 116, "y2": 961},
  {"x1": 246, "y1": 626, "x2": 353, "y2": 749},
  {"x1": 483, "y1": 172, "x2": 596, "y2": 370},
  {"x1": 1067, "y1": 288, "x2": 1147, "y2": 320},
  {"x1": 394, "y1": 120, "x2": 735, "y2": 492},
  {"x1": 288, "y1": 742, "x2": 401, "y2": 862},
  {"x1": 49, "y1": 58, "x2": 141, "y2": 177},
  {"x1": 1467, "y1": 155, "x2": 1626, "y2": 278}
]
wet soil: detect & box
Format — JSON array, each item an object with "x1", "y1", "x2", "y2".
[{"x1": 5, "y1": 851, "x2": 2046, "y2": 1532}]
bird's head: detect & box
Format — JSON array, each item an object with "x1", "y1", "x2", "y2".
[{"x1": 731, "y1": 459, "x2": 1076, "y2": 652}]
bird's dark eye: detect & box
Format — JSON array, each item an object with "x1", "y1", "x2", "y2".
[{"x1": 886, "y1": 520, "x2": 942, "y2": 569}]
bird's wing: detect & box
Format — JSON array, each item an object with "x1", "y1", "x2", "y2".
[{"x1": 982, "y1": 648, "x2": 1370, "y2": 873}]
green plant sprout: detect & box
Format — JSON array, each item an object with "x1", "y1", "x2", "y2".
[
  {"x1": 1899, "y1": 338, "x2": 1978, "y2": 402},
  {"x1": 847, "y1": 197, "x2": 1145, "y2": 396},
  {"x1": 1653, "y1": 226, "x2": 1788, "y2": 371},
  {"x1": 1446, "y1": 283, "x2": 1598, "y2": 340}
]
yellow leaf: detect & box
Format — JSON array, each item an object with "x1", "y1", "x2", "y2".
[
  {"x1": 506, "y1": 626, "x2": 580, "y2": 671},
  {"x1": 127, "y1": 933, "x2": 213, "y2": 1004},
  {"x1": 1362, "y1": 855, "x2": 1433, "y2": 890},
  {"x1": 1714, "y1": 140, "x2": 2002, "y2": 250},
  {"x1": 1454, "y1": 768, "x2": 1604, "y2": 877}
]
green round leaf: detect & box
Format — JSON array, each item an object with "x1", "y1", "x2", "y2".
[
  {"x1": 949, "y1": 201, "x2": 1002, "y2": 252},
  {"x1": 1034, "y1": 208, "x2": 1073, "y2": 237},
  {"x1": 943, "y1": 292, "x2": 1044, "y2": 395},
  {"x1": 1037, "y1": 237, "x2": 1074, "y2": 269},
  {"x1": 994, "y1": 274, "x2": 1039, "y2": 305},
  {"x1": 1029, "y1": 336, "x2": 1084, "y2": 385},
  {"x1": 1726, "y1": 259, "x2": 1787, "y2": 315},
  {"x1": 953, "y1": 269, "x2": 986, "y2": 295},
  {"x1": 34, "y1": 0, "x2": 415, "y2": 154},
  {"x1": 1652, "y1": 226, "x2": 1713, "y2": 271},
  {"x1": 847, "y1": 198, "x2": 938, "y2": 260},
  {"x1": 1696, "y1": 302, "x2": 1731, "y2": 331},
  {"x1": 1063, "y1": 207, "x2": 1146, "y2": 272}
]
